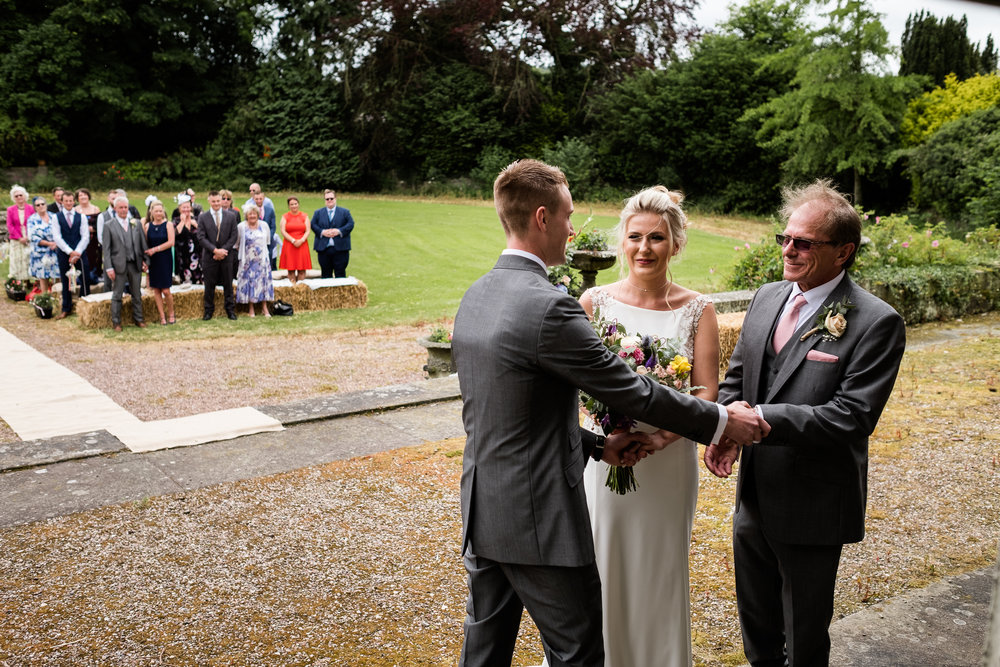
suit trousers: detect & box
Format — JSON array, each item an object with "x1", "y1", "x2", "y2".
[
  {"x1": 318, "y1": 249, "x2": 349, "y2": 278},
  {"x1": 110, "y1": 260, "x2": 144, "y2": 326},
  {"x1": 459, "y1": 548, "x2": 604, "y2": 667},
  {"x1": 57, "y1": 251, "x2": 91, "y2": 314},
  {"x1": 733, "y1": 490, "x2": 843, "y2": 667},
  {"x1": 202, "y1": 254, "x2": 235, "y2": 316}
]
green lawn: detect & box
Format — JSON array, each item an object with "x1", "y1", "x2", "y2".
[
  {"x1": 3, "y1": 194, "x2": 762, "y2": 336},
  {"x1": 335, "y1": 197, "x2": 746, "y2": 325}
]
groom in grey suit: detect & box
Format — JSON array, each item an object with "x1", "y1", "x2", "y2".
[
  {"x1": 453, "y1": 159, "x2": 768, "y2": 666},
  {"x1": 708, "y1": 180, "x2": 906, "y2": 666}
]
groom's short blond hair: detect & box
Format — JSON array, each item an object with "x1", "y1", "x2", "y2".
[{"x1": 494, "y1": 159, "x2": 568, "y2": 238}]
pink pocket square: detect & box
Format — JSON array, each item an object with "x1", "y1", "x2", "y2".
[{"x1": 806, "y1": 350, "x2": 839, "y2": 363}]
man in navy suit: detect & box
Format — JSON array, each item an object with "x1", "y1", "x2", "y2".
[{"x1": 310, "y1": 189, "x2": 354, "y2": 278}]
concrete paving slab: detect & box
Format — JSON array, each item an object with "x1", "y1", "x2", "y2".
[
  {"x1": 368, "y1": 400, "x2": 466, "y2": 443},
  {"x1": 260, "y1": 375, "x2": 460, "y2": 424},
  {"x1": 829, "y1": 568, "x2": 996, "y2": 666},
  {"x1": 1, "y1": 454, "x2": 183, "y2": 527},
  {"x1": 0, "y1": 399, "x2": 468, "y2": 530},
  {"x1": 141, "y1": 413, "x2": 435, "y2": 492},
  {"x1": 0, "y1": 429, "x2": 124, "y2": 471}
]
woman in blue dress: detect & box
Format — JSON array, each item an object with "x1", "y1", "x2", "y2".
[
  {"x1": 143, "y1": 201, "x2": 176, "y2": 324},
  {"x1": 27, "y1": 196, "x2": 60, "y2": 293},
  {"x1": 236, "y1": 203, "x2": 274, "y2": 317}
]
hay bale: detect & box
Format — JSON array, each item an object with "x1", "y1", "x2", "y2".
[
  {"x1": 76, "y1": 291, "x2": 163, "y2": 329},
  {"x1": 272, "y1": 280, "x2": 315, "y2": 312},
  {"x1": 717, "y1": 311, "x2": 746, "y2": 377},
  {"x1": 308, "y1": 283, "x2": 367, "y2": 310},
  {"x1": 76, "y1": 278, "x2": 368, "y2": 328}
]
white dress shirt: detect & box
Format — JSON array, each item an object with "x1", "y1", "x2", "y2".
[
  {"x1": 776, "y1": 271, "x2": 846, "y2": 332},
  {"x1": 51, "y1": 208, "x2": 89, "y2": 256}
]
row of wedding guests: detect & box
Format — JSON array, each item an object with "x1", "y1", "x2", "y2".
[{"x1": 6, "y1": 184, "x2": 355, "y2": 327}]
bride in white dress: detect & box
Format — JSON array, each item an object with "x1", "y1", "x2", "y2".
[{"x1": 580, "y1": 186, "x2": 720, "y2": 666}]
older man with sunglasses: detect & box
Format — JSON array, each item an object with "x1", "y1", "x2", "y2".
[{"x1": 708, "y1": 179, "x2": 906, "y2": 666}]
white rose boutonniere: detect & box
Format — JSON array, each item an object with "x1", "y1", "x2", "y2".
[{"x1": 801, "y1": 298, "x2": 855, "y2": 342}]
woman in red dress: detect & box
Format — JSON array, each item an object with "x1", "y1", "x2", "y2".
[{"x1": 278, "y1": 196, "x2": 312, "y2": 283}]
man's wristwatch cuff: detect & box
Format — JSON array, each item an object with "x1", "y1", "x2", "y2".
[{"x1": 590, "y1": 435, "x2": 606, "y2": 462}]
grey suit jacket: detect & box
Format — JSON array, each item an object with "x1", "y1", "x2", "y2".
[
  {"x1": 718, "y1": 275, "x2": 905, "y2": 545},
  {"x1": 102, "y1": 217, "x2": 148, "y2": 275},
  {"x1": 453, "y1": 254, "x2": 722, "y2": 567}
]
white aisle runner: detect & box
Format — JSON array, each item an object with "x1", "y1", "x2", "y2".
[{"x1": 0, "y1": 327, "x2": 283, "y2": 452}]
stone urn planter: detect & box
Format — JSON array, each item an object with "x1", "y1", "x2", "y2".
[
  {"x1": 568, "y1": 249, "x2": 617, "y2": 293},
  {"x1": 417, "y1": 337, "x2": 456, "y2": 378}
]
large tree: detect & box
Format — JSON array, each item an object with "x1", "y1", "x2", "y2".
[
  {"x1": 0, "y1": 0, "x2": 260, "y2": 164},
  {"x1": 906, "y1": 106, "x2": 1000, "y2": 229},
  {"x1": 900, "y1": 72, "x2": 1000, "y2": 146},
  {"x1": 744, "y1": 0, "x2": 924, "y2": 204},
  {"x1": 254, "y1": 0, "x2": 701, "y2": 186},
  {"x1": 589, "y1": 0, "x2": 804, "y2": 211},
  {"x1": 900, "y1": 11, "x2": 996, "y2": 86}
]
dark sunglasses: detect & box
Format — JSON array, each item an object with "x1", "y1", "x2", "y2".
[
  {"x1": 775, "y1": 234, "x2": 837, "y2": 252},
  {"x1": 325, "y1": 197, "x2": 336, "y2": 201}
]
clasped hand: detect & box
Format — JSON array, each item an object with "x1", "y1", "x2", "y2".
[
  {"x1": 601, "y1": 431, "x2": 677, "y2": 467},
  {"x1": 704, "y1": 402, "x2": 771, "y2": 479},
  {"x1": 722, "y1": 401, "x2": 769, "y2": 446}
]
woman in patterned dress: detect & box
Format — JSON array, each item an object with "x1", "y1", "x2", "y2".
[
  {"x1": 27, "y1": 196, "x2": 60, "y2": 293},
  {"x1": 172, "y1": 195, "x2": 202, "y2": 284},
  {"x1": 75, "y1": 188, "x2": 103, "y2": 286},
  {"x1": 235, "y1": 203, "x2": 274, "y2": 317}
]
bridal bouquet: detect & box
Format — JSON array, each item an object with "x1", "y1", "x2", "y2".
[{"x1": 580, "y1": 309, "x2": 698, "y2": 494}]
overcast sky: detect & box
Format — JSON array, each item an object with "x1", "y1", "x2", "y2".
[{"x1": 693, "y1": 0, "x2": 999, "y2": 58}]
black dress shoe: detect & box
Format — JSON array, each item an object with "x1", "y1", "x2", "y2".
[
  {"x1": 227, "y1": 312, "x2": 237, "y2": 320},
  {"x1": 202, "y1": 314, "x2": 212, "y2": 321}
]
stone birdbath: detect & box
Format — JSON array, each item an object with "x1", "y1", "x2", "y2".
[{"x1": 568, "y1": 249, "x2": 617, "y2": 293}]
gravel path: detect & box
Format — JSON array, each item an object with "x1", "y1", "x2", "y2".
[
  {"x1": 0, "y1": 298, "x2": 997, "y2": 665},
  {"x1": 0, "y1": 297, "x2": 431, "y2": 440}
]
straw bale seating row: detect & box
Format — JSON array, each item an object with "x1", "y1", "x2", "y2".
[{"x1": 75, "y1": 276, "x2": 367, "y2": 329}]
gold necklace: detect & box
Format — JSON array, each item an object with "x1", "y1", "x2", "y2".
[{"x1": 627, "y1": 279, "x2": 669, "y2": 293}]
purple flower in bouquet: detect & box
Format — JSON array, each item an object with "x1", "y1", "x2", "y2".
[{"x1": 580, "y1": 308, "x2": 701, "y2": 495}]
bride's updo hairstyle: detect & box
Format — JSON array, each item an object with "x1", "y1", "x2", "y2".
[{"x1": 614, "y1": 185, "x2": 688, "y2": 277}]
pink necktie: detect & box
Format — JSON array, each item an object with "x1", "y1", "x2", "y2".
[{"x1": 772, "y1": 293, "x2": 807, "y2": 353}]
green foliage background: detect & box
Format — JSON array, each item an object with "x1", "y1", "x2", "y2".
[{"x1": 0, "y1": 0, "x2": 997, "y2": 231}]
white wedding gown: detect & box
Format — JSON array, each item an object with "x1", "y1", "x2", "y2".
[{"x1": 582, "y1": 287, "x2": 709, "y2": 667}]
